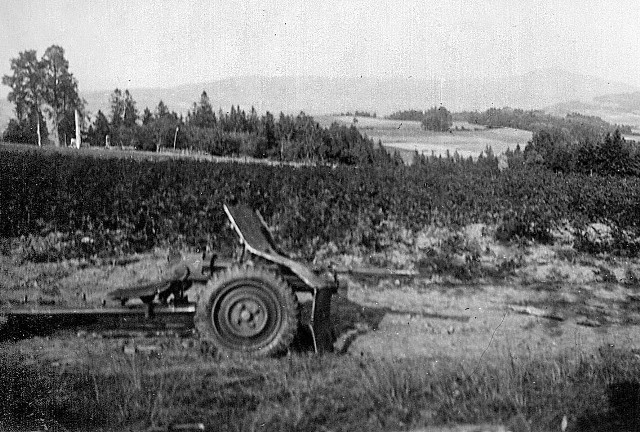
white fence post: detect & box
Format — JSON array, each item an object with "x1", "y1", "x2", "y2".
[{"x1": 74, "y1": 109, "x2": 82, "y2": 148}]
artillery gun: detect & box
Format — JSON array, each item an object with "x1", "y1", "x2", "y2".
[{"x1": 3, "y1": 204, "x2": 336, "y2": 356}]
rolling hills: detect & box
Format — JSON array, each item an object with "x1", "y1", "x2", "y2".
[
  {"x1": 2, "y1": 68, "x2": 638, "y2": 135},
  {"x1": 77, "y1": 68, "x2": 637, "y2": 118},
  {"x1": 546, "y1": 91, "x2": 640, "y2": 130}
]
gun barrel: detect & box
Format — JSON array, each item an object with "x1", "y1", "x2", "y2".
[{"x1": 321, "y1": 266, "x2": 418, "y2": 278}]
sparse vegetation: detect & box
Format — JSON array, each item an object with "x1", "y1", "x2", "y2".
[{"x1": 1, "y1": 345, "x2": 638, "y2": 431}]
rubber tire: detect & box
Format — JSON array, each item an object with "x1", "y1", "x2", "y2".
[{"x1": 195, "y1": 266, "x2": 298, "y2": 357}]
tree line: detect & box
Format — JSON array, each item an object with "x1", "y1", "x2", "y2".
[
  {"x1": 456, "y1": 107, "x2": 633, "y2": 136},
  {"x1": 453, "y1": 107, "x2": 640, "y2": 177},
  {"x1": 4, "y1": 45, "x2": 639, "y2": 174},
  {"x1": 386, "y1": 107, "x2": 453, "y2": 132},
  {"x1": 523, "y1": 129, "x2": 640, "y2": 176},
  {"x1": 86, "y1": 89, "x2": 393, "y2": 165},
  {"x1": 2, "y1": 46, "x2": 393, "y2": 166}
]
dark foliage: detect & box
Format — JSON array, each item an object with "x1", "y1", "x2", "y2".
[
  {"x1": 525, "y1": 129, "x2": 640, "y2": 177},
  {"x1": 2, "y1": 148, "x2": 640, "y2": 261},
  {"x1": 458, "y1": 107, "x2": 632, "y2": 135},
  {"x1": 81, "y1": 89, "x2": 390, "y2": 166},
  {"x1": 2, "y1": 116, "x2": 47, "y2": 144},
  {"x1": 387, "y1": 107, "x2": 453, "y2": 132}
]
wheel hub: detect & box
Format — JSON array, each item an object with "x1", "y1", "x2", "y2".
[{"x1": 222, "y1": 294, "x2": 268, "y2": 338}]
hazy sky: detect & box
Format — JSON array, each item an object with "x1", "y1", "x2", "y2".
[{"x1": 1, "y1": 0, "x2": 639, "y2": 98}]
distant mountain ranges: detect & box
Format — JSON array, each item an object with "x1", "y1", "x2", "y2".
[{"x1": 1, "y1": 68, "x2": 639, "y2": 132}]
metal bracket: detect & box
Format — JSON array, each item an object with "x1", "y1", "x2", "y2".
[{"x1": 308, "y1": 288, "x2": 334, "y2": 353}]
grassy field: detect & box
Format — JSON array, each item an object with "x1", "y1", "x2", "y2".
[
  {"x1": 2, "y1": 337, "x2": 639, "y2": 432},
  {"x1": 0, "y1": 141, "x2": 312, "y2": 167},
  {"x1": 316, "y1": 116, "x2": 532, "y2": 162}
]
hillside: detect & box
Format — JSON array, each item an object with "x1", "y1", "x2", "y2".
[
  {"x1": 317, "y1": 115, "x2": 531, "y2": 161},
  {"x1": 2, "y1": 69, "x2": 637, "y2": 133},
  {"x1": 76, "y1": 69, "x2": 638, "y2": 119},
  {"x1": 546, "y1": 91, "x2": 640, "y2": 130}
]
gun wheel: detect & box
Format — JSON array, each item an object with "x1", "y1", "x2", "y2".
[{"x1": 195, "y1": 266, "x2": 298, "y2": 357}]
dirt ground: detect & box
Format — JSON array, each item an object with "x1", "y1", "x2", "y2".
[
  {"x1": 3, "y1": 218, "x2": 640, "y2": 366},
  {"x1": 2, "y1": 247, "x2": 640, "y2": 370},
  {"x1": 335, "y1": 279, "x2": 640, "y2": 368},
  {"x1": 2, "y1": 242, "x2": 640, "y2": 432}
]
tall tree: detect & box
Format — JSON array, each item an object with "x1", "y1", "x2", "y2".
[
  {"x1": 2, "y1": 50, "x2": 46, "y2": 144},
  {"x1": 142, "y1": 107, "x2": 153, "y2": 126},
  {"x1": 421, "y1": 106, "x2": 452, "y2": 132},
  {"x1": 153, "y1": 100, "x2": 177, "y2": 150},
  {"x1": 40, "y1": 45, "x2": 84, "y2": 146},
  {"x1": 189, "y1": 91, "x2": 216, "y2": 128},
  {"x1": 123, "y1": 89, "x2": 138, "y2": 127},
  {"x1": 91, "y1": 110, "x2": 110, "y2": 146},
  {"x1": 109, "y1": 88, "x2": 125, "y2": 127},
  {"x1": 155, "y1": 100, "x2": 169, "y2": 119}
]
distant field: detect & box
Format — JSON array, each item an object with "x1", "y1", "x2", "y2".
[{"x1": 316, "y1": 115, "x2": 532, "y2": 161}]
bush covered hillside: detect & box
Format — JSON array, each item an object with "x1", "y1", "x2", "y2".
[
  {"x1": 2, "y1": 147, "x2": 639, "y2": 263},
  {"x1": 457, "y1": 107, "x2": 633, "y2": 135}
]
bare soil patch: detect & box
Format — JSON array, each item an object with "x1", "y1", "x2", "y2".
[{"x1": 2, "y1": 243, "x2": 640, "y2": 367}]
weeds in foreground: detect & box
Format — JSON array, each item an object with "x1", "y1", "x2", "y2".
[{"x1": 0, "y1": 347, "x2": 638, "y2": 431}]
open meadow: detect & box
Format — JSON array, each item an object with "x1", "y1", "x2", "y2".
[
  {"x1": 316, "y1": 116, "x2": 533, "y2": 162},
  {"x1": 1, "y1": 145, "x2": 640, "y2": 431}
]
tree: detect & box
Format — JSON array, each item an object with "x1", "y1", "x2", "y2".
[
  {"x1": 155, "y1": 100, "x2": 170, "y2": 119},
  {"x1": 421, "y1": 106, "x2": 452, "y2": 132},
  {"x1": 142, "y1": 107, "x2": 153, "y2": 126},
  {"x1": 152, "y1": 100, "x2": 178, "y2": 151},
  {"x1": 123, "y1": 90, "x2": 138, "y2": 127},
  {"x1": 255, "y1": 111, "x2": 276, "y2": 158},
  {"x1": 2, "y1": 50, "x2": 46, "y2": 144},
  {"x1": 3, "y1": 45, "x2": 83, "y2": 146},
  {"x1": 40, "y1": 45, "x2": 84, "y2": 146},
  {"x1": 109, "y1": 88, "x2": 125, "y2": 127},
  {"x1": 91, "y1": 110, "x2": 110, "y2": 146},
  {"x1": 188, "y1": 91, "x2": 216, "y2": 128},
  {"x1": 2, "y1": 117, "x2": 47, "y2": 144}
]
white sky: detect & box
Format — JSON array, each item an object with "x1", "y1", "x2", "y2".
[{"x1": 1, "y1": 0, "x2": 640, "y2": 97}]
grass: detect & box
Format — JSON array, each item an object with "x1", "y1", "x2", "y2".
[
  {"x1": 0, "y1": 141, "x2": 311, "y2": 167},
  {"x1": 315, "y1": 116, "x2": 532, "y2": 161},
  {"x1": 1, "y1": 344, "x2": 638, "y2": 431}
]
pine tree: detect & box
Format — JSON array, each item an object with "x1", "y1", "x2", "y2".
[
  {"x1": 155, "y1": 100, "x2": 169, "y2": 118},
  {"x1": 189, "y1": 91, "x2": 216, "y2": 128},
  {"x1": 123, "y1": 90, "x2": 138, "y2": 127},
  {"x1": 142, "y1": 107, "x2": 153, "y2": 126},
  {"x1": 92, "y1": 110, "x2": 110, "y2": 146},
  {"x1": 109, "y1": 89, "x2": 125, "y2": 127}
]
